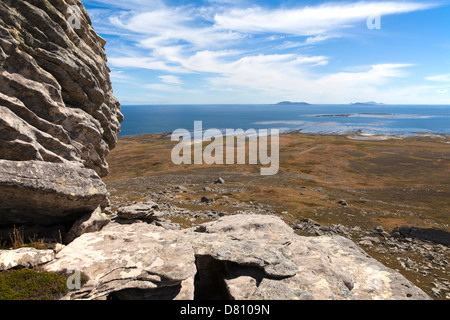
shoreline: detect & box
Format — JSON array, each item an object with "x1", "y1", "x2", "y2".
[{"x1": 119, "y1": 129, "x2": 450, "y2": 141}]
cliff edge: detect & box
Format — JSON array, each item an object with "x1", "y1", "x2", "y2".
[{"x1": 0, "y1": 0, "x2": 122, "y2": 228}]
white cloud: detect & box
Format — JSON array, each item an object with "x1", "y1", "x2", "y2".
[
  {"x1": 110, "y1": 9, "x2": 192, "y2": 34},
  {"x1": 84, "y1": 0, "x2": 165, "y2": 10},
  {"x1": 145, "y1": 84, "x2": 183, "y2": 92},
  {"x1": 94, "y1": 1, "x2": 442, "y2": 104},
  {"x1": 109, "y1": 70, "x2": 128, "y2": 80},
  {"x1": 207, "y1": 63, "x2": 414, "y2": 103},
  {"x1": 108, "y1": 56, "x2": 188, "y2": 73},
  {"x1": 213, "y1": 2, "x2": 436, "y2": 36},
  {"x1": 159, "y1": 75, "x2": 183, "y2": 85},
  {"x1": 437, "y1": 89, "x2": 448, "y2": 94},
  {"x1": 305, "y1": 35, "x2": 339, "y2": 45},
  {"x1": 426, "y1": 73, "x2": 450, "y2": 82}
]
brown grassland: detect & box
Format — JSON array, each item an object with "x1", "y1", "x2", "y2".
[
  {"x1": 105, "y1": 131, "x2": 449, "y2": 232},
  {"x1": 104, "y1": 131, "x2": 450, "y2": 298}
]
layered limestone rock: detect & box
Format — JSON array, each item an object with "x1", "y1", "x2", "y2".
[
  {"x1": 45, "y1": 221, "x2": 198, "y2": 300},
  {"x1": 0, "y1": 160, "x2": 108, "y2": 227},
  {"x1": 44, "y1": 215, "x2": 431, "y2": 300},
  {"x1": 0, "y1": 0, "x2": 122, "y2": 227}
]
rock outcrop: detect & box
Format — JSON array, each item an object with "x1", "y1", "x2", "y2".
[
  {"x1": 44, "y1": 214, "x2": 431, "y2": 300},
  {"x1": 0, "y1": 0, "x2": 122, "y2": 227},
  {"x1": 391, "y1": 226, "x2": 450, "y2": 246}
]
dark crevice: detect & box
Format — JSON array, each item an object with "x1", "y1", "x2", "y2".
[
  {"x1": 194, "y1": 255, "x2": 232, "y2": 300},
  {"x1": 105, "y1": 256, "x2": 267, "y2": 300},
  {"x1": 107, "y1": 284, "x2": 182, "y2": 300}
]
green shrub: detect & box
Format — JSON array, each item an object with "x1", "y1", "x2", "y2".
[{"x1": 0, "y1": 269, "x2": 68, "y2": 300}]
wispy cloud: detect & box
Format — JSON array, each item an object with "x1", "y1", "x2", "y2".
[
  {"x1": 159, "y1": 75, "x2": 183, "y2": 85},
  {"x1": 213, "y1": 2, "x2": 436, "y2": 35},
  {"x1": 426, "y1": 73, "x2": 450, "y2": 82},
  {"x1": 83, "y1": 0, "x2": 445, "y2": 104}
]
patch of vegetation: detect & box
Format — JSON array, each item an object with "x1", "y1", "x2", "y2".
[
  {"x1": 5, "y1": 226, "x2": 62, "y2": 250},
  {"x1": 0, "y1": 269, "x2": 68, "y2": 300}
]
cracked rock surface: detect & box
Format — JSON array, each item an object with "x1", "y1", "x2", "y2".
[{"x1": 44, "y1": 214, "x2": 431, "y2": 300}]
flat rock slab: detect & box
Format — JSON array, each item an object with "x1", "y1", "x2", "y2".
[
  {"x1": 0, "y1": 160, "x2": 108, "y2": 227},
  {"x1": 0, "y1": 248, "x2": 55, "y2": 271},
  {"x1": 116, "y1": 201, "x2": 160, "y2": 221},
  {"x1": 44, "y1": 221, "x2": 197, "y2": 300},
  {"x1": 186, "y1": 215, "x2": 431, "y2": 300},
  {"x1": 45, "y1": 214, "x2": 431, "y2": 300}
]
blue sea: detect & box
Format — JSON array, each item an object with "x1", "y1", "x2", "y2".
[{"x1": 119, "y1": 104, "x2": 450, "y2": 137}]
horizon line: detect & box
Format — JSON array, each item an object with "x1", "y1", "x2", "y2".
[{"x1": 120, "y1": 103, "x2": 450, "y2": 106}]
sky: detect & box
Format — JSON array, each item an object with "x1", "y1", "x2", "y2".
[{"x1": 82, "y1": 0, "x2": 450, "y2": 105}]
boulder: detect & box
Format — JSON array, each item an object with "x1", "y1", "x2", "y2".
[
  {"x1": 0, "y1": 160, "x2": 108, "y2": 227},
  {"x1": 116, "y1": 201, "x2": 160, "y2": 221},
  {"x1": 391, "y1": 226, "x2": 450, "y2": 246}
]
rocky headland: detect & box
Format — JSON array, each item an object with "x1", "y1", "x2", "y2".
[{"x1": 0, "y1": 0, "x2": 122, "y2": 230}]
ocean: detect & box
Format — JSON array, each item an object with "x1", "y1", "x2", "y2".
[{"x1": 119, "y1": 104, "x2": 450, "y2": 137}]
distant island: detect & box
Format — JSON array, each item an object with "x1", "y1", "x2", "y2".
[
  {"x1": 350, "y1": 101, "x2": 384, "y2": 106},
  {"x1": 276, "y1": 101, "x2": 311, "y2": 106}
]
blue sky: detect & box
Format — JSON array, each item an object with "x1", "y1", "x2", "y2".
[{"x1": 83, "y1": 0, "x2": 450, "y2": 105}]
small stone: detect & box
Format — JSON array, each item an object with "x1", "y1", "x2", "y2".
[
  {"x1": 300, "y1": 218, "x2": 320, "y2": 226},
  {"x1": 64, "y1": 208, "x2": 110, "y2": 244},
  {"x1": 52, "y1": 243, "x2": 65, "y2": 254},
  {"x1": 359, "y1": 240, "x2": 374, "y2": 247},
  {"x1": 404, "y1": 258, "x2": 415, "y2": 269},
  {"x1": 431, "y1": 288, "x2": 441, "y2": 298},
  {"x1": 375, "y1": 226, "x2": 385, "y2": 234},
  {"x1": 338, "y1": 200, "x2": 348, "y2": 206},
  {"x1": 195, "y1": 225, "x2": 207, "y2": 233},
  {"x1": 201, "y1": 196, "x2": 214, "y2": 203},
  {"x1": 361, "y1": 237, "x2": 381, "y2": 244},
  {"x1": 214, "y1": 178, "x2": 225, "y2": 184}
]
